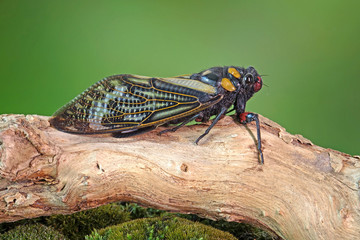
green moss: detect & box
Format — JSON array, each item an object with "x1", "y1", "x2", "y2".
[
  {"x1": 46, "y1": 203, "x2": 130, "y2": 240},
  {"x1": 0, "y1": 223, "x2": 67, "y2": 240},
  {"x1": 177, "y1": 214, "x2": 275, "y2": 240},
  {"x1": 120, "y1": 203, "x2": 165, "y2": 219},
  {"x1": 0, "y1": 202, "x2": 275, "y2": 239},
  {"x1": 86, "y1": 215, "x2": 237, "y2": 240},
  {"x1": 120, "y1": 203, "x2": 274, "y2": 239}
]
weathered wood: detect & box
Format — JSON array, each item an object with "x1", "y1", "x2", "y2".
[{"x1": 0, "y1": 114, "x2": 359, "y2": 239}]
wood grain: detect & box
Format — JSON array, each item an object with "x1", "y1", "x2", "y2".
[{"x1": 0, "y1": 114, "x2": 359, "y2": 239}]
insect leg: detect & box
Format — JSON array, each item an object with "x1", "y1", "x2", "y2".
[
  {"x1": 158, "y1": 113, "x2": 201, "y2": 135},
  {"x1": 239, "y1": 112, "x2": 264, "y2": 164},
  {"x1": 226, "y1": 105, "x2": 235, "y2": 114},
  {"x1": 112, "y1": 126, "x2": 156, "y2": 138},
  {"x1": 195, "y1": 108, "x2": 228, "y2": 145}
]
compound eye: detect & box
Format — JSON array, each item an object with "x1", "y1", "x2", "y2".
[{"x1": 244, "y1": 74, "x2": 253, "y2": 84}]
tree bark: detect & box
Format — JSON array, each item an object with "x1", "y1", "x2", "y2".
[{"x1": 0, "y1": 114, "x2": 359, "y2": 239}]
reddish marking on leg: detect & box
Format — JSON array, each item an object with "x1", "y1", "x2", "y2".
[{"x1": 239, "y1": 112, "x2": 250, "y2": 123}]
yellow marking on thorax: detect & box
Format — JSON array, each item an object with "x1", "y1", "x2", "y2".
[
  {"x1": 221, "y1": 78, "x2": 236, "y2": 92},
  {"x1": 228, "y1": 67, "x2": 241, "y2": 79}
]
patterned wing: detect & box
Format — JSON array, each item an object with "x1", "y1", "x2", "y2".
[{"x1": 50, "y1": 74, "x2": 220, "y2": 134}]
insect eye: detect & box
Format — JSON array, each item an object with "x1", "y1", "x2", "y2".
[{"x1": 244, "y1": 74, "x2": 253, "y2": 84}]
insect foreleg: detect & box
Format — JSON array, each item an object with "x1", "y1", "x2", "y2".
[
  {"x1": 195, "y1": 107, "x2": 228, "y2": 145},
  {"x1": 239, "y1": 112, "x2": 264, "y2": 164}
]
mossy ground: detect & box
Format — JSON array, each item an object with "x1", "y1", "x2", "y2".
[
  {"x1": 45, "y1": 203, "x2": 130, "y2": 240},
  {"x1": 0, "y1": 223, "x2": 67, "y2": 240},
  {"x1": 0, "y1": 202, "x2": 275, "y2": 240},
  {"x1": 87, "y1": 215, "x2": 237, "y2": 240}
]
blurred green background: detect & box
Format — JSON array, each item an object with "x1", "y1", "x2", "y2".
[{"x1": 0, "y1": 0, "x2": 359, "y2": 155}]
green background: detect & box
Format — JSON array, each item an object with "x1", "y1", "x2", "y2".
[{"x1": 0, "y1": 0, "x2": 359, "y2": 155}]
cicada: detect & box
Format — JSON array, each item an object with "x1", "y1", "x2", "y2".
[{"x1": 50, "y1": 66, "x2": 264, "y2": 163}]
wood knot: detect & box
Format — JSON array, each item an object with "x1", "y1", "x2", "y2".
[{"x1": 180, "y1": 163, "x2": 188, "y2": 172}]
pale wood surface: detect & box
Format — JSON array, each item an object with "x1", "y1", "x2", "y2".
[{"x1": 0, "y1": 114, "x2": 359, "y2": 239}]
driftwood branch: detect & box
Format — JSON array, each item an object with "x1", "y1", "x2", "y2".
[{"x1": 0, "y1": 114, "x2": 359, "y2": 239}]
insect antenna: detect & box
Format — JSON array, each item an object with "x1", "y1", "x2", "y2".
[{"x1": 259, "y1": 74, "x2": 269, "y2": 87}]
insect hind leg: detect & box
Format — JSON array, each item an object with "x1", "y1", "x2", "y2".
[
  {"x1": 112, "y1": 126, "x2": 156, "y2": 138},
  {"x1": 158, "y1": 113, "x2": 201, "y2": 135}
]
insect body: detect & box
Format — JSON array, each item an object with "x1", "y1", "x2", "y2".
[{"x1": 50, "y1": 66, "x2": 264, "y2": 163}]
